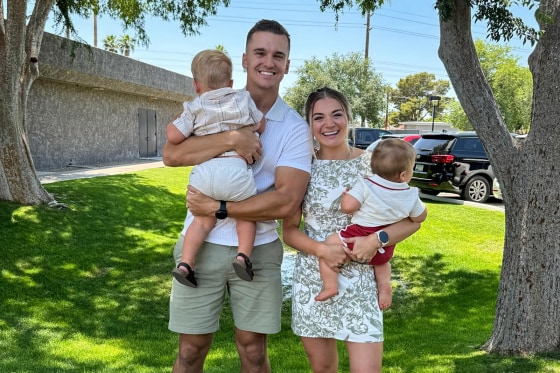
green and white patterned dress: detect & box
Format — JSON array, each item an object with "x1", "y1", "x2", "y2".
[{"x1": 291, "y1": 151, "x2": 384, "y2": 342}]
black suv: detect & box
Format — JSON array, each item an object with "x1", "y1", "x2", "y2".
[
  {"x1": 348, "y1": 128, "x2": 393, "y2": 149},
  {"x1": 410, "y1": 132, "x2": 494, "y2": 203}
]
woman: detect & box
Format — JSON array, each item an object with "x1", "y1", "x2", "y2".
[{"x1": 282, "y1": 87, "x2": 420, "y2": 373}]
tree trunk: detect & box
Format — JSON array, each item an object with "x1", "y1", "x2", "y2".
[
  {"x1": 438, "y1": 0, "x2": 560, "y2": 354},
  {"x1": 485, "y1": 0, "x2": 560, "y2": 353},
  {"x1": 0, "y1": 76, "x2": 52, "y2": 205},
  {"x1": 0, "y1": 0, "x2": 54, "y2": 205}
]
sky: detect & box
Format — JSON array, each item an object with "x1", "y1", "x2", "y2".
[{"x1": 44, "y1": 0, "x2": 537, "y2": 96}]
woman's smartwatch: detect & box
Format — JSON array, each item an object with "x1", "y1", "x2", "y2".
[
  {"x1": 376, "y1": 230, "x2": 389, "y2": 247},
  {"x1": 215, "y1": 201, "x2": 228, "y2": 219}
]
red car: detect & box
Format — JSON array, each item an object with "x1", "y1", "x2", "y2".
[
  {"x1": 366, "y1": 134, "x2": 421, "y2": 152},
  {"x1": 400, "y1": 134, "x2": 422, "y2": 144},
  {"x1": 383, "y1": 133, "x2": 421, "y2": 144}
]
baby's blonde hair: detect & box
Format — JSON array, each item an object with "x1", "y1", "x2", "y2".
[
  {"x1": 191, "y1": 49, "x2": 232, "y2": 90},
  {"x1": 371, "y1": 138, "x2": 416, "y2": 180}
]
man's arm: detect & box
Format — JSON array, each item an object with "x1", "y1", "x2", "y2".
[
  {"x1": 187, "y1": 166, "x2": 310, "y2": 221},
  {"x1": 163, "y1": 127, "x2": 263, "y2": 167}
]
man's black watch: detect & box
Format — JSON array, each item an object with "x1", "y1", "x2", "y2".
[{"x1": 215, "y1": 200, "x2": 228, "y2": 219}]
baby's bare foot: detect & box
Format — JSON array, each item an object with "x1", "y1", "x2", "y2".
[
  {"x1": 315, "y1": 288, "x2": 339, "y2": 301},
  {"x1": 378, "y1": 282, "x2": 392, "y2": 310}
]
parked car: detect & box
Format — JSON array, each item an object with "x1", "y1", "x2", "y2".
[
  {"x1": 490, "y1": 134, "x2": 527, "y2": 200},
  {"x1": 348, "y1": 128, "x2": 393, "y2": 149},
  {"x1": 365, "y1": 133, "x2": 421, "y2": 152},
  {"x1": 410, "y1": 132, "x2": 494, "y2": 203},
  {"x1": 393, "y1": 133, "x2": 421, "y2": 145},
  {"x1": 492, "y1": 178, "x2": 502, "y2": 200},
  {"x1": 366, "y1": 138, "x2": 383, "y2": 152}
]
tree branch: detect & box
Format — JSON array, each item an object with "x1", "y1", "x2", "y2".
[
  {"x1": 27, "y1": 0, "x2": 56, "y2": 62},
  {"x1": 5, "y1": 0, "x2": 27, "y2": 62},
  {"x1": 438, "y1": 0, "x2": 512, "y2": 147},
  {"x1": 0, "y1": 1, "x2": 5, "y2": 37},
  {"x1": 528, "y1": 0, "x2": 560, "y2": 141}
]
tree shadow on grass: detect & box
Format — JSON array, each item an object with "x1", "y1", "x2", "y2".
[
  {"x1": 384, "y1": 253, "x2": 560, "y2": 372},
  {"x1": 0, "y1": 171, "x2": 189, "y2": 371}
]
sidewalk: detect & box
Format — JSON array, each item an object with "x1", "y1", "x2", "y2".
[
  {"x1": 420, "y1": 192, "x2": 504, "y2": 212},
  {"x1": 38, "y1": 158, "x2": 165, "y2": 184}
]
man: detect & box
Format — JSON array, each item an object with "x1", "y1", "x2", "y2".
[{"x1": 163, "y1": 20, "x2": 313, "y2": 373}]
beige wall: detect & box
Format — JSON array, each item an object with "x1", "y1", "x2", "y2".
[{"x1": 27, "y1": 33, "x2": 196, "y2": 170}]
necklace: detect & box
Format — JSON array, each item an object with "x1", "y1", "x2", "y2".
[{"x1": 315, "y1": 146, "x2": 353, "y2": 160}]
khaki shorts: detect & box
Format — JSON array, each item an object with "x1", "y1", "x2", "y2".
[{"x1": 168, "y1": 235, "x2": 283, "y2": 334}]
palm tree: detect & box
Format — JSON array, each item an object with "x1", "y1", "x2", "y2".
[
  {"x1": 215, "y1": 44, "x2": 228, "y2": 55},
  {"x1": 118, "y1": 35, "x2": 136, "y2": 57},
  {"x1": 102, "y1": 35, "x2": 118, "y2": 53}
]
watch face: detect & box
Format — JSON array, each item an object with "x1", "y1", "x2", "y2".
[
  {"x1": 215, "y1": 201, "x2": 227, "y2": 219},
  {"x1": 215, "y1": 210, "x2": 227, "y2": 219},
  {"x1": 378, "y1": 230, "x2": 389, "y2": 244}
]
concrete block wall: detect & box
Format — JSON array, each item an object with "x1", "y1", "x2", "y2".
[{"x1": 27, "y1": 32, "x2": 196, "y2": 171}]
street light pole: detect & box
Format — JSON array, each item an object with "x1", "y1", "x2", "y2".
[
  {"x1": 384, "y1": 88, "x2": 389, "y2": 130},
  {"x1": 429, "y1": 95, "x2": 441, "y2": 132}
]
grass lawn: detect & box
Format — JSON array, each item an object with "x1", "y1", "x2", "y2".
[{"x1": 1, "y1": 166, "x2": 560, "y2": 372}]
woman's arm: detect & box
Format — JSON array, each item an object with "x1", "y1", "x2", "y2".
[
  {"x1": 282, "y1": 207, "x2": 349, "y2": 271},
  {"x1": 162, "y1": 127, "x2": 262, "y2": 167},
  {"x1": 344, "y1": 218, "x2": 421, "y2": 262}
]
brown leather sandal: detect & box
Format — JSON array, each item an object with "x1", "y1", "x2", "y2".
[
  {"x1": 172, "y1": 262, "x2": 198, "y2": 287},
  {"x1": 232, "y1": 253, "x2": 254, "y2": 281}
]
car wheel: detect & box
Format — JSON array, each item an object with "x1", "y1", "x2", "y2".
[{"x1": 461, "y1": 176, "x2": 490, "y2": 203}]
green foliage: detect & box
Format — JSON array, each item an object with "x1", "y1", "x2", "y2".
[
  {"x1": 319, "y1": 0, "x2": 540, "y2": 45},
  {"x1": 283, "y1": 52, "x2": 386, "y2": 127},
  {"x1": 215, "y1": 44, "x2": 228, "y2": 55},
  {"x1": 448, "y1": 40, "x2": 532, "y2": 132},
  {"x1": 1, "y1": 168, "x2": 560, "y2": 371},
  {"x1": 472, "y1": 0, "x2": 540, "y2": 45},
  {"x1": 117, "y1": 34, "x2": 136, "y2": 56},
  {"x1": 103, "y1": 33, "x2": 136, "y2": 56},
  {"x1": 102, "y1": 34, "x2": 118, "y2": 52},
  {"x1": 435, "y1": 0, "x2": 540, "y2": 45},
  {"x1": 51, "y1": 0, "x2": 232, "y2": 46},
  {"x1": 317, "y1": 0, "x2": 388, "y2": 20},
  {"x1": 390, "y1": 72, "x2": 450, "y2": 123},
  {"x1": 446, "y1": 99, "x2": 473, "y2": 130}
]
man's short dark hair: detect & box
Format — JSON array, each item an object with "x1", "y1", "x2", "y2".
[{"x1": 246, "y1": 19, "x2": 291, "y2": 51}]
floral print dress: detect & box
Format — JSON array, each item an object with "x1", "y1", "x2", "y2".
[{"x1": 291, "y1": 151, "x2": 384, "y2": 342}]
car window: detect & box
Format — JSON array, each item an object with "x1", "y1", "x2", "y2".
[
  {"x1": 414, "y1": 138, "x2": 452, "y2": 154},
  {"x1": 408, "y1": 138, "x2": 420, "y2": 145},
  {"x1": 358, "y1": 132, "x2": 375, "y2": 143},
  {"x1": 453, "y1": 138, "x2": 487, "y2": 157}
]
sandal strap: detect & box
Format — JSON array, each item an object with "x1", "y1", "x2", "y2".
[
  {"x1": 236, "y1": 253, "x2": 252, "y2": 268},
  {"x1": 177, "y1": 262, "x2": 194, "y2": 273}
]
